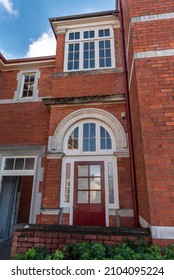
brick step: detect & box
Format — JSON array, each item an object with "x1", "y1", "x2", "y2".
[{"x1": 14, "y1": 224, "x2": 150, "y2": 237}]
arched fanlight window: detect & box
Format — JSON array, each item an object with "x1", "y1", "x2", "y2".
[{"x1": 67, "y1": 122, "x2": 112, "y2": 152}]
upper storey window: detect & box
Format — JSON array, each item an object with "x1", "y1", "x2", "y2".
[
  {"x1": 20, "y1": 73, "x2": 35, "y2": 98},
  {"x1": 65, "y1": 26, "x2": 115, "y2": 72},
  {"x1": 14, "y1": 69, "x2": 40, "y2": 101}
]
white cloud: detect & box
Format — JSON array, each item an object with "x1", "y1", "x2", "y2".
[
  {"x1": 0, "y1": 0, "x2": 18, "y2": 15},
  {"x1": 26, "y1": 30, "x2": 56, "y2": 58}
]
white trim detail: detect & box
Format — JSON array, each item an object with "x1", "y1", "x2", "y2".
[
  {"x1": 131, "y1": 12, "x2": 174, "y2": 23},
  {"x1": 134, "y1": 49, "x2": 174, "y2": 59},
  {"x1": 150, "y1": 226, "x2": 174, "y2": 240},
  {"x1": 14, "y1": 69, "x2": 40, "y2": 101},
  {"x1": 139, "y1": 215, "x2": 149, "y2": 229},
  {"x1": 50, "y1": 108, "x2": 128, "y2": 152},
  {"x1": 139, "y1": 215, "x2": 174, "y2": 239}
]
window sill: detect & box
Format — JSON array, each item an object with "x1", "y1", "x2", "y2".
[{"x1": 52, "y1": 67, "x2": 123, "y2": 78}]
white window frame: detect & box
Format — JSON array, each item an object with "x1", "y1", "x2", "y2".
[
  {"x1": 64, "y1": 25, "x2": 116, "y2": 72},
  {"x1": 60, "y1": 156, "x2": 119, "y2": 226},
  {"x1": 64, "y1": 119, "x2": 116, "y2": 156},
  {"x1": 14, "y1": 69, "x2": 40, "y2": 101},
  {"x1": 19, "y1": 73, "x2": 36, "y2": 99},
  {"x1": 0, "y1": 156, "x2": 36, "y2": 176}
]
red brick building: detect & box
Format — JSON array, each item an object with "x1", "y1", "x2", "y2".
[{"x1": 0, "y1": 0, "x2": 174, "y2": 250}]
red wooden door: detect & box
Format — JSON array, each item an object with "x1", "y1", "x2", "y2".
[{"x1": 73, "y1": 161, "x2": 105, "y2": 226}]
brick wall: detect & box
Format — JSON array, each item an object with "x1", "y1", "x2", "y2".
[
  {"x1": 11, "y1": 224, "x2": 150, "y2": 256},
  {"x1": 121, "y1": 0, "x2": 174, "y2": 229}
]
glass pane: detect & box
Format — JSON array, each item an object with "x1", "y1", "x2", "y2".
[
  {"x1": 69, "y1": 33, "x2": 74, "y2": 40},
  {"x1": 106, "y1": 49, "x2": 111, "y2": 58},
  {"x1": 25, "y1": 158, "x2": 35, "y2": 170},
  {"x1": 99, "y1": 59, "x2": 105, "y2": 67},
  {"x1": 74, "y1": 127, "x2": 79, "y2": 138},
  {"x1": 105, "y1": 29, "x2": 110, "y2": 36},
  {"x1": 105, "y1": 40, "x2": 111, "y2": 48},
  {"x1": 107, "y1": 138, "x2": 112, "y2": 149},
  {"x1": 90, "y1": 31, "x2": 95, "y2": 38},
  {"x1": 84, "y1": 31, "x2": 88, "y2": 38},
  {"x1": 83, "y1": 123, "x2": 89, "y2": 137},
  {"x1": 84, "y1": 51, "x2": 89, "y2": 59},
  {"x1": 108, "y1": 163, "x2": 114, "y2": 204},
  {"x1": 75, "y1": 43, "x2": 79, "y2": 51},
  {"x1": 24, "y1": 75, "x2": 29, "y2": 82},
  {"x1": 64, "y1": 163, "x2": 71, "y2": 203},
  {"x1": 90, "y1": 191, "x2": 101, "y2": 204},
  {"x1": 84, "y1": 42, "x2": 88, "y2": 51},
  {"x1": 99, "y1": 30, "x2": 104, "y2": 37},
  {"x1": 101, "y1": 139, "x2": 105, "y2": 149},
  {"x1": 100, "y1": 126, "x2": 105, "y2": 137},
  {"x1": 84, "y1": 60, "x2": 88, "y2": 69},
  {"x1": 90, "y1": 42, "x2": 94, "y2": 49},
  {"x1": 68, "y1": 62, "x2": 73, "y2": 70},
  {"x1": 69, "y1": 44, "x2": 73, "y2": 52},
  {"x1": 74, "y1": 52, "x2": 79, "y2": 60},
  {"x1": 4, "y1": 158, "x2": 14, "y2": 170},
  {"x1": 90, "y1": 50, "x2": 95, "y2": 59},
  {"x1": 78, "y1": 191, "x2": 89, "y2": 203},
  {"x1": 75, "y1": 32, "x2": 80, "y2": 39},
  {"x1": 99, "y1": 41, "x2": 104, "y2": 48},
  {"x1": 90, "y1": 178, "x2": 101, "y2": 190},
  {"x1": 78, "y1": 165, "x2": 88, "y2": 176},
  {"x1": 90, "y1": 123, "x2": 95, "y2": 137},
  {"x1": 28, "y1": 90, "x2": 33, "y2": 97},
  {"x1": 83, "y1": 139, "x2": 89, "y2": 151},
  {"x1": 74, "y1": 61, "x2": 79, "y2": 69},
  {"x1": 90, "y1": 165, "x2": 100, "y2": 176},
  {"x1": 90, "y1": 139, "x2": 96, "y2": 151},
  {"x1": 15, "y1": 158, "x2": 24, "y2": 170},
  {"x1": 78, "y1": 178, "x2": 88, "y2": 190},
  {"x1": 90, "y1": 60, "x2": 95, "y2": 68},
  {"x1": 106, "y1": 58, "x2": 111, "y2": 67}
]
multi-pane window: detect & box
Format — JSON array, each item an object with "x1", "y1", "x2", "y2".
[
  {"x1": 4, "y1": 157, "x2": 35, "y2": 171},
  {"x1": 20, "y1": 74, "x2": 35, "y2": 98},
  {"x1": 67, "y1": 123, "x2": 112, "y2": 152},
  {"x1": 65, "y1": 27, "x2": 115, "y2": 71},
  {"x1": 77, "y1": 164, "x2": 102, "y2": 204}
]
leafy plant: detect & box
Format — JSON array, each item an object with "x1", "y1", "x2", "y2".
[{"x1": 12, "y1": 238, "x2": 174, "y2": 260}]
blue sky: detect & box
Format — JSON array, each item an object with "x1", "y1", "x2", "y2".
[{"x1": 0, "y1": 0, "x2": 116, "y2": 59}]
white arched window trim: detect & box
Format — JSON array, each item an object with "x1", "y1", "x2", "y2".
[{"x1": 49, "y1": 108, "x2": 128, "y2": 154}]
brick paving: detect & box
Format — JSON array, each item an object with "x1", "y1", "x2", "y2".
[{"x1": 0, "y1": 239, "x2": 12, "y2": 260}]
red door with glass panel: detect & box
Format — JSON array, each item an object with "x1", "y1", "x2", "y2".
[{"x1": 73, "y1": 161, "x2": 105, "y2": 226}]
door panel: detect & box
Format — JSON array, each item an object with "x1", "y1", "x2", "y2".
[
  {"x1": 73, "y1": 162, "x2": 105, "y2": 226},
  {"x1": 0, "y1": 177, "x2": 19, "y2": 242}
]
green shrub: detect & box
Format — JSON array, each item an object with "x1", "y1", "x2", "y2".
[{"x1": 12, "y1": 238, "x2": 174, "y2": 260}]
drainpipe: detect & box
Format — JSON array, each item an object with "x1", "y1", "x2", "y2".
[{"x1": 118, "y1": 0, "x2": 139, "y2": 227}]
